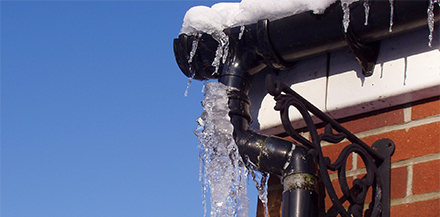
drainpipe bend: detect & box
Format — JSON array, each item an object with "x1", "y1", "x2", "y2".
[
  {"x1": 221, "y1": 62, "x2": 319, "y2": 217},
  {"x1": 214, "y1": 23, "x2": 316, "y2": 178}
]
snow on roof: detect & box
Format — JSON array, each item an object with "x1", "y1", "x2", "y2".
[{"x1": 180, "y1": 0, "x2": 352, "y2": 35}]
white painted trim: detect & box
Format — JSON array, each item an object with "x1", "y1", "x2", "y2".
[{"x1": 249, "y1": 28, "x2": 440, "y2": 134}]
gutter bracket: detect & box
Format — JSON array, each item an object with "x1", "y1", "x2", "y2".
[
  {"x1": 267, "y1": 74, "x2": 395, "y2": 217},
  {"x1": 345, "y1": 30, "x2": 381, "y2": 77}
]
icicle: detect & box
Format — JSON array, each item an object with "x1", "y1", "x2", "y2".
[
  {"x1": 236, "y1": 166, "x2": 250, "y2": 217},
  {"x1": 196, "y1": 116, "x2": 209, "y2": 217},
  {"x1": 238, "y1": 25, "x2": 245, "y2": 40},
  {"x1": 201, "y1": 80, "x2": 207, "y2": 93},
  {"x1": 188, "y1": 34, "x2": 200, "y2": 64},
  {"x1": 195, "y1": 82, "x2": 249, "y2": 217},
  {"x1": 341, "y1": 1, "x2": 351, "y2": 33},
  {"x1": 250, "y1": 170, "x2": 270, "y2": 217},
  {"x1": 211, "y1": 31, "x2": 230, "y2": 76},
  {"x1": 363, "y1": 0, "x2": 370, "y2": 26},
  {"x1": 389, "y1": 0, "x2": 394, "y2": 32},
  {"x1": 427, "y1": 0, "x2": 439, "y2": 47},
  {"x1": 184, "y1": 73, "x2": 195, "y2": 97},
  {"x1": 184, "y1": 35, "x2": 200, "y2": 97}
]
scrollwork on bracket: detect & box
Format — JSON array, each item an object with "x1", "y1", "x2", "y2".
[{"x1": 266, "y1": 74, "x2": 395, "y2": 217}]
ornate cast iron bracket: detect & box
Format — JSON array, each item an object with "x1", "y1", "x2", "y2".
[{"x1": 266, "y1": 74, "x2": 395, "y2": 217}]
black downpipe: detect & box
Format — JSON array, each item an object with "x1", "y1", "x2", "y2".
[{"x1": 220, "y1": 24, "x2": 319, "y2": 217}]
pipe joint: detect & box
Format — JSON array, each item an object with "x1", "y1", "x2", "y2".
[{"x1": 283, "y1": 173, "x2": 318, "y2": 193}]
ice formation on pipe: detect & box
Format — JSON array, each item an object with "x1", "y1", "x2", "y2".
[
  {"x1": 342, "y1": 1, "x2": 351, "y2": 33},
  {"x1": 211, "y1": 31, "x2": 229, "y2": 75},
  {"x1": 250, "y1": 171, "x2": 269, "y2": 217},
  {"x1": 389, "y1": 0, "x2": 394, "y2": 32},
  {"x1": 341, "y1": 0, "x2": 359, "y2": 32},
  {"x1": 364, "y1": 0, "x2": 370, "y2": 25},
  {"x1": 184, "y1": 35, "x2": 201, "y2": 97},
  {"x1": 195, "y1": 82, "x2": 249, "y2": 217},
  {"x1": 428, "y1": 0, "x2": 440, "y2": 47}
]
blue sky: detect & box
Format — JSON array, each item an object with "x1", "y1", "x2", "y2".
[{"x1": 1, "y1": 1, "x2": 259, "y2": 216}]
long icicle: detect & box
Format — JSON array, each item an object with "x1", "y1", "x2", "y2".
[
  {"x1": 427, "y1": 0, "x2": 439, "y2": 47},
  {"x1": 363, "y1": 0, "x2": 370, "y2": 26},
  {"x1": 341, "y1": 1, "x2": 351, "y2": 33},
  {"x1": 389, "y1": 0, "x2": 394, "y2": 32},
  {"x1": 184, "y1": 34, "x2": 200, "y2": 97}
]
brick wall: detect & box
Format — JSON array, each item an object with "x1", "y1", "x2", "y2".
[{"x1": 256, "y1": 96, "x2": 440, "y2": 217}]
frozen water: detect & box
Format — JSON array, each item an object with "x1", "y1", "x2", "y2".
[
  {"x1": 211, "y1": 31, "x2": 230, "y2": 76},
  {"x1": 184, "y1": 74, "x2": 195, "y2": 97},
  {"x1": 389, "y1": 0, "x2": 394, "y2": 32},
  {"x1": 180, "y1": 0, "x2": 339, "y2": 77},
  {"x1": 428, "y1": 0, "x2": 439, "y2": 47},
  {"x1": 363, "y1": 0, "x2": 370, "y2": 26},
  {"x1": 252, "y1": 171, "x2": 269, "y2": 217},
  {"x1": 195, "y1": 82, "x2": 249, "y2": 217},
  {"x1": 189, "y1": 34, "x2": 201, "y2": 64},
  {"x1": 184, "y1": 36, "x2": 200, "y2": 97},
  {"x1": 181, "y1": 0, "x2": 437, "y2": 53},
  {"x1": 341, "y1": 0, "x2": 358, "y2": 33},
  {"x1": 341, "y1": 1, "x2": 351, "y2": 33}
]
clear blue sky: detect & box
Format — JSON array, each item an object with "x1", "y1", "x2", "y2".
[{"x1": 1, "y1": 1, "x2": 259, "y2": 217}]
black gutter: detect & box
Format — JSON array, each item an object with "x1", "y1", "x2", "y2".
[
  {"x1": 269, "y1": 0, "x2": 434, "y2": 62},
  {"x1": 174, "y1": 0, "x2": 439, "y2": 80}
]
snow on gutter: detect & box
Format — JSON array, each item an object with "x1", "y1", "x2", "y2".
[{"x1": 180, "y1": 0, "x2": 341, "y2": 35}]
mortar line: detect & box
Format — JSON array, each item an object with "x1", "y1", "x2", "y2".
[
  {"x1": 391, "y1": 153, "x2": 440, "y2": 168},
  {"x1": 403, "y1": 103, "x2": 412, "y2": 123},
  {"x1": 328, "y1": 153, "x2": 440, "y2": 181},
  {"x1": 406, "y1": 164, "x2": 413, "y2": 197},
  {"x1": 391, "y1": 191, "x2": 440, "y2": 206},
  {"x1": 355, "y1": 115, "x2": 439, "y2": 139},
  {"x1": 321, "y1": 115, "x2": 440, "y2": 147},
  {"x1": 352, "y1": 152, "x2": 358, "y2": 171}
]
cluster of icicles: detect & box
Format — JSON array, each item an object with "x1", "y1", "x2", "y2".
[
  {"x1": 195, "y1": 82, "x2": 270, "y2": 217},
  {"x1": 185, "y1": 0, "x2": 439, "y2": 96}
]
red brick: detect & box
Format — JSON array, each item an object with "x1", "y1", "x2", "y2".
[
  {"x1": 412, "y1": 97, "x2": 440, "y2": 120},
  {"x1": 390, "y1": 199, "x2": 440, "y2": 217},
  {"x1": 321, "y1": 142, "x2": 354, "y2": 173},
  {"x1": 257, "y1": 175, "x2": 282, "y2": 217},
  {"x1": 360, "y1": 122, "x2": 440, "y2": 162},
  {"x1": 390, "y1": 167, "x2": 407, "y2": 199},
  {"x1": 339, "y1": 108, "x2": 404, "y2": 134},
  {"x1": 324, "y1": 177, "x2": 354, "y2": 210},
  {"x1": 413, "y1": 160, "x2": 440, "y2": 195},
  {"x1": 351, "y1": 168, "x2": 406, "y2": 204}
]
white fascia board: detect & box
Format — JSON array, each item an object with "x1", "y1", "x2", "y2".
[
  {"x1": 249, "y1": 28, "x2": 440, "y2": 134},
  {"x1": 327, "y1": 29, "x2": 440, "y2": 119},
  {"x1": 249, "y1": 54, "x2": 328, "y2": 135}
]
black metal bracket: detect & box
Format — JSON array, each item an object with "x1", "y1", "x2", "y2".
[{"x1": 266, "y1": 74, "x2": 395, "y2": 217}]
